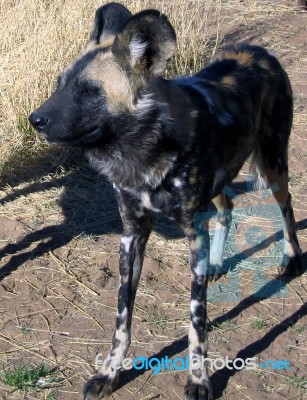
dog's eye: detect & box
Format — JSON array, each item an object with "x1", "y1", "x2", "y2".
[
  {"x1": 80, "y1": 83, "x2": 100, "y2": 96},
  {"x1": 81, "y1": 87, "x2": 92, "y2": 95}
]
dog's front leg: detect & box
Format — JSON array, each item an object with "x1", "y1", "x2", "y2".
[
  {"x1": 184, "y1": 217, "x2": 213, "y2": 400},
  {"x1": 84, "y1": 192, "x2": 153, "y2": 399}
]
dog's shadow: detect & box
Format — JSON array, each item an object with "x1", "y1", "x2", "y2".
[{"x1": 0, "y1": 159, "x2": 184, "y2": 279}]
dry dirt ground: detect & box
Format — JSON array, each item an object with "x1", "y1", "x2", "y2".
[{"x1": 0, "y1": 1, "x2": 306, "y2": 399}]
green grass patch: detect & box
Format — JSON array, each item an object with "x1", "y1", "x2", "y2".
[
  {"x1": 0, "y1": 363, "x2": 58, "y2": 392},
  {"x1": 250, "y1": 318, "x2": 269, "y2": 330},
  {"x1": 292, "y1": 324, "x2": 306, "y2": 334},
  {"x1": 20, "y1": 324, "x2": 32, "y2": 334},
  {"x1": 286, "y1": 375, "x2": 307, "y2": 390}
]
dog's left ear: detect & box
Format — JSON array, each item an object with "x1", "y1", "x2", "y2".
[
  {"x1": 112, "y1": 9, "x2": 176, "y2": 77},
  {"x1": 87, "y1": 3, "x2": 132, "y2": 49}
]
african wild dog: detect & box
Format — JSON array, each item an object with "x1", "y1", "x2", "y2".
[{"x1": 29, "y1": 2, "x2": 303, "y2": 399}]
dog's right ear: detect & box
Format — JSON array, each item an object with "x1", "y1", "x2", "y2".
[
  {"x1": 112, "y1": 10, "x2": 176, "y2": 78},
  {"x1": 86, "y1": 2, "x2": 132, "y2": 50}
]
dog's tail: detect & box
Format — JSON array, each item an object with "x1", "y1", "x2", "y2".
[{"x1": 249, "y1": 148, "x2": 269, "y2": 191}]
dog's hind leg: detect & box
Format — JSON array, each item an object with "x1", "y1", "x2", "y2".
[
  {"x1": 184, "y1": 216, "x2": 213, "y2": 400},
  {"x1": 249, "y1": 65, "x2": 303, "y2": 276},
  {"x1": 84, "y1": 190, "x2": 153, "y2": 399},
  {"x1": 262, "y1": 166, "x2": 303, "y2": 276},
  {"x1": 209, "y1": 193, "x2": 233, "y2": 281},
  {"x1": 251, "y1": 141, "x2": 302, "y2": 276}
]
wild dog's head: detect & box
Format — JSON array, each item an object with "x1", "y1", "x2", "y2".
[{"x1": 29, "y1": 2, "x2": 176, "y2": 145}]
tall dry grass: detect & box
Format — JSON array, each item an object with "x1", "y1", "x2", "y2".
[{"x1": 0, "y1": 0, "x2": 221, "y2": 179}]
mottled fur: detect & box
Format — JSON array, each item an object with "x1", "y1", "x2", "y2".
[{"x1": 29, "y1": 3, "x2": 303, "y2": 399}]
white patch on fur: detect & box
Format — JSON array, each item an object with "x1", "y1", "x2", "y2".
[
  {"x1": 256, "y1": 172, "x2": 267, "y2": 190},
  {"x1": 117, "y1": 307, "x2": 128, "y2": 319},
  {"x1": 210, "y1": 221, "x2": 228, "y2": 267},
  {"x1": 252, "y1": 166, "x2": 268, "y2": 191},
  {"x1": 189, "y1": 322, "x2": 199, "y2": 347},
  {"x1": 190, "y1": 299, "x2": 200, "y2": 314},
  {"x1": 112, "y1": 183, "x2": 120, "y2": 192},
  {"x1": 194, "y1": 259, "x2": 208, "y2": 276},
  {"x1": 140, "y1": 191, "x2": 161, "y2": 212},
  {"x1": 135, "y1": 209, "x2": 145, "y2": 218},
  {"x1": 121, "y1": 235, "x2": 133, "y2": 252},
  {"x1": 135, "y1": 93, "x2": 154, "y2": 114},
  {"x1": 189, "y1": 322, "x2": 209, "y2": 385},
  {"x1": 114, "y1": 324, "x2": 129, "y2": 350},
  {"x1": 111, "y1": 324, "x2": 129, "y2": 370},
  {"x1": 143, "y1": 170, "x2": 159, "y2": 187},
  {"x1": 129, "y1": 37, "x2": 148, "y2": 67},
  {"x1": 173, "y1": 178, "x2": 183, "y2": 188},
  {"x1": 249, "y1": 150, "x2": 268, "y2": 191},
  {"x1": 142, "y1": 157, "x2": 176, "y2": 189},
  {"x1": 188, "y1": 322, "x2": 206, "y2": 359}
]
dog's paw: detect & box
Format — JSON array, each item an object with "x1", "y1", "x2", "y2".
[
  {"x1": 184, "y1": 378, "x2": 213, "y2": 400},
  {"x1": 277, "y1": 254, "x2": 304, "y2": 277},
  {"x1": 207, "y1": 271, "x2": 224, "y2": 282},
  {"x1": 207, "y1": 264, "x2": 226, "y2": 282},
  {"x1": 83, "y1": 373, "x2": 115, "y2": 400}
]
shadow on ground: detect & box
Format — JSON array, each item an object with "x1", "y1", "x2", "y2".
[{"x1": 0, "y1": 160, "x2": 186, "y2": 279}]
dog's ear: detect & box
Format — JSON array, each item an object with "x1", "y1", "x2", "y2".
[
  {"x1": 87, "y1": 2, "x2": 132, "y2": 49},
  {"x1": 112, "y1": 10, "x2": 176, "y2": 77}
]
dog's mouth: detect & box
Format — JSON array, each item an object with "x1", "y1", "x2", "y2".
[{"x1": 41, "y1": 125, "x2": 102, "y2": 146}]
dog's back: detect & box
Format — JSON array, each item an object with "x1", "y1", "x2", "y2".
[{"x1": 172, "y1": 44, "x2": 293, "y2": 195}]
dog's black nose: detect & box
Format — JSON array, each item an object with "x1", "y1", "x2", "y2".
[{"x1": 29, "y1": 112, "x2": 49, "y2": 132}]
